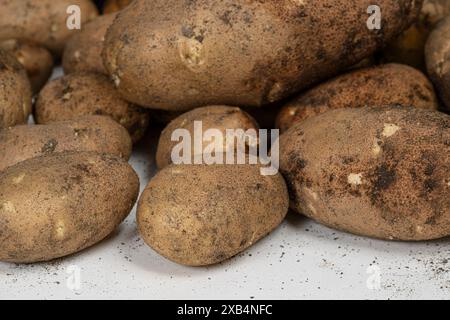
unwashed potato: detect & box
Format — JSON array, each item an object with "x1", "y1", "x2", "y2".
[
  {"x1": 0, "y1": 40, "x2": 53, "y2": 94},
  {"x1": 63, "y1": 13, "x2": 117, "y2": 75},
  {"x1": 0, "y1": 0, "x2": 99, "y2": 56},
  {"x1": 102, "y1": 0, "x2": 421, "y2": 111},
  {"x1": 276, "y1": 64, "x2": 439, "y2": 133},
  {"x1": 137, "y1": 163, "x2": 289, "y2": 266},
  {"x1": 103, "y1": 0, "x2": 132, "y2": 13},
  {"x1": 381, "y1": 0, "x2": 450, "y2": 71},
  {"x1": 0, "y1": 48, "x2": 32, "y2": 129},
  {"x1": 156, "y1": 106, "x2": 259, "y2": 169},
  {"x1": 279, "y1": 106, "x2": 450, "y2": 241},
  {"x1": 0, "y1": 151, "x2": 139, "y2": 263},
  {"x1": 35, "y1": 72, "x2": 150, "y2": 143},
  {"x1": 0, "y1": 115, "x2": 132, "y2": 172},
  {"x1": 426, "y1": 15, "x2": 450, "y2": 111}
]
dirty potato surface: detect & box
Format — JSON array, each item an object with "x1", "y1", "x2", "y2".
[
  {"x1": 156, "y1": 106, "x2": 259, "y2": 169},
  {"x1": 0, "y1": 115, "x2": 132, "y2": 172},
  {"x1": 0, "y1": 40, "x2": 53, "y2": 94},
  {"x1": 102, "y1": 0, "x2": 421, "y2": 111},
  {"x1": 0, "y1": 152, "x2": 139, "y2": 263},
  {"x1": 35, "y1": 72, "x2": 150, "y2": 143},
  {"x1": 0, "y1": 0, "x2": 99, "y2": 55},
  {"x1": 426, "y1": 15, "x2": 450, "y2": 111},
  {"x1": 276, "y1": 64, "x2": 439, "y2": 132},
  {"x1": 63, "y1": 13, "x2": 117, "y2": 75},
  {"x1": 280, "y1": 107, "x2": 450, "y2": 241},
  {"x1": 137, "y1": 163, "x2": 289, "y2": 266},
  {"x1": 0, "y1": 48, "x2": 32, "y2": 129}
]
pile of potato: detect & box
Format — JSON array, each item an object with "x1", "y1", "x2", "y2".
[{"x1": 0, "y1": 0, "x2": 448, "y2": 266}]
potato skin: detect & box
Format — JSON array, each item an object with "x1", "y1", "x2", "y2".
[
  {"x1": 0, "y1": 0, "x2": 99, "y2": 56},
  {"x1": 279, "y1": 107, "x2": 450, "y2": 241},
  {"x1": 103, "y1": 0, "x2": 132, "y2": 13},
  {"x1": 0, "y1": 152, "x2": 139, "y2": 263},
  {"x1": 276, "y1": 64, "x2": 439, "y2": 133},
  {"x1": 137, "y1": 163, "x2": 289, "y2": 266},
  {"x1": 35, "y1": 72, "x2": 150, "y2": 143},
  {"x1": 0, "y1": 40, "x2": 53, "y2": 94},
  {"x1": 0, "y1": 115, "x2": 132, "y2": 172},
  {"x1": 63, "y1": 14, "x2": 117, "y2": 75},
  {"x1": 426, "y1": 16, "x2": 450, "y2": 111},
  {"x1": 102, "y1": 0, "x2": 421, "y2": 111},
  {"x1": 0, "y1": 48, "x2": 32, "y2": 129},
  {"x1": 156, "y1": 106, "x2": 259, "y2": 169}
]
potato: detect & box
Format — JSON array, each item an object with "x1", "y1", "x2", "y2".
[
  {"x1": 137, "y1": 163, "x2": 289, "y2": 266},
  {"x1": 276, "y1": 64, "x2": 439, "y2": 133},
  {"x1": 279, "y1": 106, "x2": 450, "y2": 241},
  {"x1": 0, "y1": 0, "x2": 99, "y2": 56},
  {"x1": 0, "y1": 48, "x2": 32, "y2": 129},
  {"x1": 0, "y1": 115, "x2": 132, "y2": 172},
  {"x1": 0, "y1": 40, "x2": 53, "y2": 94},
  {"x1": 0, "y1": 151, "x2": 139, "y2": 263},
  {"x1": 63, "y1": 13, "x2": 117, "y2": 75},
  {"x1": 426, "y1": 15, "x2": 450, "y2": 111},
  {"x1": 156, "y1": 106, "x2": 259, "y2": 169},
  {"x1": 103, "y1": 0, "x2": 132, "y2": 13},
  {"x1": 381, "y1": 0, "x2": 450, "y2": 71},
  {"x1": 35, "y1": 72, "x2": 150, "y2": 143},
  {"x1": 102, "y1": 0, "x2": 421, "y2": 111}
]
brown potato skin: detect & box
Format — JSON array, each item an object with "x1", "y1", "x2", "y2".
[
  {"x1": 35, "y1": 72, "x2": 150, "y2": 143},
  {"x1": 0, "y1": 115, "x2": 132, "y2": 172},
  {"x1": 0, "y1": 152, "x2": 139, "y2": 263},
  {"x1": 102, "y1": 0, "x2": 421, "y2": 111},
  {"x1": 63, "y1": 14, "x2": 117, "y2": 75},
  {"x1": 156, "y1": 106, "x2": 259, "y2": 169},
  {"x1": 276, "y1": 64, "x2": 439, "y2": 133},
  {"x1": 103, "y1": 0, "x2": 132, "y2": 13},
  {"x1": 0, "y1": 0, "x2": 99, "y2": 56},
  {"x1": 0, "y1": 48, "x2": 32, "y2": 129},
  {"x1": 279, "y1": 107, "x2": 450, "y2": 241},
  {"x1": 137, "y1": 163, "x2": 289, "y2": 266},
  {"x1": 0, "y1": 40, "x2": 53, "y2": 94},
  {"x1": 426, "y1": 16, "x2": 450, "y2": 111}
]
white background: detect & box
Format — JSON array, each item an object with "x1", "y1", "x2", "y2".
[{"x1": 1, "y1": 69, "x2": 449, "y2": 300}]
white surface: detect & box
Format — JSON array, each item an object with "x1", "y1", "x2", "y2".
[{"x1": 1, "y1": 69, "x2": 450, "y2": 300}]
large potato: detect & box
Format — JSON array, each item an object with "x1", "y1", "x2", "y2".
[
  {"x1": 156, "y1": 106, "x2": 259, "y2": 169},
  {"x1": 0, "y1": 40, "x2": 53, "y2": 94},
  {"x1": 276, "y1": 64, "x2": 439, "y2": 133},
  {"x1": 426, "y1": 15, "x2": 450, "y2": 111},
  {"x1": 0, "y1": 0, "x2": 99, "y2": 56},
  {"x1": 35, "y1": 72, "x2": 150, "y2": 143},
  {"x1": 0, "y1": 115, "x2": 132, "y2": 172},
  {"x1": 63, "y1": 13, "x2": 117, "y2": 75},
  {"x1": 102, "y1": 0, "x2": 421, "y2": 111},
  {"x1": 0, "y1": 152, "x2": 139, "y2": 263},
  {"x1": 103, "y1": 0, "x2": 132, "y2": 13},
  {"x1": 0, "y1": 48, "x2": 32, "y2": 129},
  {"x1": 137, "y1": 163, "x2": 289, "y2": 266},
  {"x1": 279, "y1": 107, "x2": 450, "y2": 241}
]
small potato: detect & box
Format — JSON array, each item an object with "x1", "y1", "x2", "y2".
[
  {"x1": 279, "y1": 106, "x2": 450, "y2": 241},
  {"x1": 103, "y1": 0, "x2": 132, "y2": 13},
  {"x1": 0, "y1": 152, "x2": 139, "y2": 263},
  {"x1": 63, "y1": 13, "x2": 117, "y2": 75},
  {"x1": 156, "y1": 106, "x2": 259, "y2": 169},
  {"x1": 0, "y1": 40, "x2": 53, "y2": 94},
  {"x1": 103, "y1": 0, "x2": 420, "y2": 111},
  {"x1": 276, "y1": 64, "x2": 439, "y2": 133},
  {"x1": 426, "y1": 15, "x2": 450, "y2": 111},
  {"x1": 137, "y1": 163, "x2": 289, "y2": 266},
  {"x1": 0, "y1": 115, "x2": 132, "y2": 172},
  {"x1": 0, "y1": 0, "x2": 99, "y2": 56},
  {"x1": 0, "y1": 48, "x2": 32, "y2": 129},
  {"x1": 35, "y1": 72, "x2": 150, "y2": 143}
]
